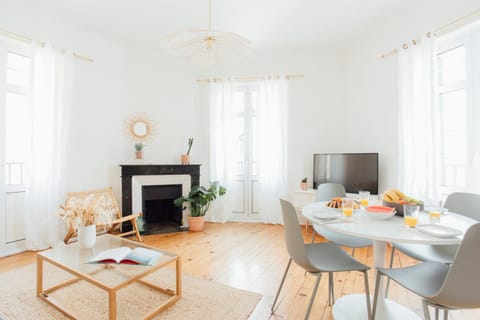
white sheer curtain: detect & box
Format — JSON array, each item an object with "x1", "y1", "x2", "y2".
[
  {"x1": 208, "y1": 80, "x2": 236, "y2": 222},
  {"x1": 256, "y1": 78, "x2": 288, "y2": 224},
  {"x1": 398, "y1": 37, "x2": 441, "y2": 205},
  {"x1": 25, "y1": 45, "x2": 73, "y2": 250}
]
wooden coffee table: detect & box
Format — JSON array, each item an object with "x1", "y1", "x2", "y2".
[{"x1": 37, "y1": 234, "x2": 181, "y2": 320}]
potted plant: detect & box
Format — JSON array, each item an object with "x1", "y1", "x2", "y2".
[
  {"x1": 300, "y1": 177, "x2": 308, "y2": 190},
  {"x1": 174, "y1": 183, "x2": 226, "y2": 232},
  {"x1": 181, "y1": 138, "x2": 193, "y2": 164},
  {"x1": 134, "y1": 143, "x2": 145, "y2": 160}
]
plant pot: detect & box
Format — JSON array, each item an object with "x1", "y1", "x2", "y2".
[
  {"x1": 300, "y1": 182, "x2": 308, "y2": 190},
  {"x1": 187, "y1": 215, "x2": 204, "y2": 232},
  {"x1": 78, "y1": 224, "x2": 96, "y2": 248},
  {"x1": 135, "y1": 150, "x2": 143, "y2": 160},
  {"x1": 181, "y1": 154, "x2": 190, "y2": 165}
]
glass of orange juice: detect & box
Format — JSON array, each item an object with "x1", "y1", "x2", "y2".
[
  {"x1": 359, "y1": 190, "x2": 370, "y2": 207},
  {"x1": 403, "y1": 204, "x2": 420, "y2": 228},
  {"x1": 342, "y1": 198, "x2": 354, "y2": 218}
]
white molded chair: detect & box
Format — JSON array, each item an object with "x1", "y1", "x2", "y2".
[
  {"x1": 373, "y1": 223, "x2": 480, "y2": 320},
  {"x1": 385, "y1": 192, "x2": 480, "y2": 298},
  {"x1": 272, "y1": 199, "x2": 372, "y2": 320}
]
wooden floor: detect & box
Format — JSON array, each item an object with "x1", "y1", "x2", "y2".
[{"x1": 1, "y1": 222, "x2": 479, "y2": 319}]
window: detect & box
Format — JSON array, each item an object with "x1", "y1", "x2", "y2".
[
  {"x1": 2, "y1": 45, "x2": 31, "y2": 186},
  {"x1": 434, "y1": 23, "x2": 480, "y2": 194},
  {"x1": 230, "y1": 84, "x2": 259, "y2": 218}
]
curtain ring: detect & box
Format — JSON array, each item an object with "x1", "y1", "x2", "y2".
[
  {"x1": 402, "y1": 43, "x2": 409, "y2": 50},
  {"x1": 412, "y1": 39, "x2": 417, "y2": 46}
]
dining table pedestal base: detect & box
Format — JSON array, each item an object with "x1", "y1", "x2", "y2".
[{"x1": 332, "y1": 294, "x2": 420, "y2": 320}]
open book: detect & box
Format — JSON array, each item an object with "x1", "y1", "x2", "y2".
[{"x1": 86, "y1": 247, "x2": 162, "y2": 266}]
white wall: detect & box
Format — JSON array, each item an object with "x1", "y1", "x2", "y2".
[
  {"x1": 341, "y1": 0, "x2": 480, "y2": 193},
  {"x1": 3, "y1": 0, "x2": 478, "y2": 209},
  {"x1": 0, "y1": 0, "x2": 202, "y2": 202}
]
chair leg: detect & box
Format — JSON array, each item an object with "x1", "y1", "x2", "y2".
[
  {"x1": 351, "y1": 247, "x2": 356, "y2": 257},
  {"x1": 434, "y1": 308, "x2": 439, "y2": 320},
  {"x1": 131, "y1": 218, "x2": 143, "y2": 242},
  {"x1": 363, "y1": 270, "x2": 372, "y2": 320},
  {"x1": 385, "y1": 246, "x2": 396, "y2": 298},
  {"x1": 422, "y1": 300, "x2": 432, "y2": 320},
  {"x1": 311, "y1": 229, "x2": 316, "y2": 243},
  {"x1": 328, "y1": 272, "x2": 334, "y2": 306},
  {"x1": 304, "y1": 273, "x2": 322, "y2": 320},
  {"x1": 271, "y1": 258, "x2": 292, "y2": 314},
  {"x1": 443, "y1": 309, "x2": 448, "y2": 320},
  {"x1": 372, "y1": 272, "x2": 382, "y2": 320}
]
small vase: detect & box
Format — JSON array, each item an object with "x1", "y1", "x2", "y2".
[
  {"x1": 181, "y1": 154, "x2": 190, "y2": 165},
  {"x1": 78, "y1": 224, "x2": 96, "y2": 248},
  {"x1": 187, "y1": 216, "x2": 204, "y2": 232},
  {"x1": 135, "y1": 150, "x2": 143, "y2": 160}
]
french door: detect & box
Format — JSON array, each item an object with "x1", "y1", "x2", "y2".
[
  {"x1": 0, "y1": 39, "x2": 31, "y2": 255},
  {"x1": 230, "y1": 84, "x2": 260, "y2": 220}
]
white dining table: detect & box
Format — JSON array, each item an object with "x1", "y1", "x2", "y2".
[{"x1": 302, "y1": 202, "x2": 476, "y2": 320}]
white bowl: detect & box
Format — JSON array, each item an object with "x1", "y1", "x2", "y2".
[{"x1": 362, "y1": 207, "x2": 396, "y2": 220}]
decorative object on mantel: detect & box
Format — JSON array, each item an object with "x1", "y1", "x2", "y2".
[
  {"x1": 162, "y1": 0, "x2": 253, "y2": 68},
  {"x1": 174, "y1": 182, "x2": 226, "y2": 232},
  {"x1": 125, "y1": 113, "x2": 155, "y2": 160},
  {"x1": 300, "y1": 177, "x2": 308, "y2": 191},
  {"x1": 181, "y1": 138, "x2": 194, "y2": 164},
  {"x1": 134, "y1": 143, "x2": 145, "y2": 160}
]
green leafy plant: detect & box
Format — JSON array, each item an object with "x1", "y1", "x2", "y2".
[
  {"x1": 134, "y1": 143, "x2": 145, "y2": 151},
  {"x1": 174, "y1": 183, "x2": 226, "y2": 217},
  {"x1": 186, "y1": 138, "x2": 194, "y2": 155},
  {"x1": 301, "y1": 177, "x2": 307, "y2": 183}
]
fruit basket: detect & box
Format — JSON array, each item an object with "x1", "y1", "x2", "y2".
[
  {"x1": 382, "y1": 200, "x2": 424, "y2": 216},
  {"x1": 382, "y1": 189, "x2": 423, "y2": 216}
]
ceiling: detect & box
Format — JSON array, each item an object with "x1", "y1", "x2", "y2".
[{"x1": 35, "y1": 0, "x2": 417, "y2": 51}]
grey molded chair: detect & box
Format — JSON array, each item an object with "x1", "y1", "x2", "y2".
[
  {"x1": 311, "y1": 183, "x2": 373, "y2": 305},
  {"x1": 311, "y1": 183, "x2": 373, "y2": 255},
  {"x1": 373, "y1": 223, "x2": 480, "y2": 320},
  {"x1": 272, "y1": 199, "x2": 372, "y2": 320},
  {"x1": 385, "y1": 192, "x2": 480, "y2": 297}
]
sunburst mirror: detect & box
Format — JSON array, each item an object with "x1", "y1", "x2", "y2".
[{"x1": 125, "y1": 114, "x2": 156, "y2": 142}]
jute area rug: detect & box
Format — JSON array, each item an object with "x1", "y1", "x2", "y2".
[{"x1": 0, "y1": 263, "x2": 261, "y2": 319}]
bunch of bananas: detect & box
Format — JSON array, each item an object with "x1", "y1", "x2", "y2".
[
  {"x1": 382, "y1": 189, "x2": 406, "y2": 203},
  {"x1": 382, "y1": 189, "x2": 421, "y2": 204}
]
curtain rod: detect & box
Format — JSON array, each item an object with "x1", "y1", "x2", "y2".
[
  {"x1": 0, "y1": 27, "x2": 94, "y2": 63},
  {"x1": 380, "y1": 8, "x2": 480, "y2": 59},
  {"x1": 196, "y1": 74, "x2": 304, "y2": 83}
]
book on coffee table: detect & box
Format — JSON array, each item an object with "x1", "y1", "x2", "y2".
[{"x1": 86, "y1": 247, "x2": 162, "y2": 266}]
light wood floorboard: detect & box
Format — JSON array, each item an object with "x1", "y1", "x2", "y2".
[{"x1": 1, "y1": 222, "x2": 479, "y2": 319}]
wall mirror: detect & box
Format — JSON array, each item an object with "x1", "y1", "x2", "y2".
[
  {"x1": 125, "y1": 114, "x2": 155, "y2": 142},
  {"x1": 132, "y1": 121, "x2": 148, "y2": 137}
]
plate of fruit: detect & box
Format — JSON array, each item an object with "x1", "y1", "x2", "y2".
[
  {"x1": 382, "y1": 189, "x2": 423, "y2": 216},
  {"x1": 362, "y1": 205, "x2": 396, "y2": 220}
]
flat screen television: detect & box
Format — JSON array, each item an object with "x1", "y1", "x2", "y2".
[{"x1": 313, "y1": 153, "x2": 379, "y2": 194}]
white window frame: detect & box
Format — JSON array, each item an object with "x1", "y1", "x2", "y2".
[
  {"x1": 0, "y1": 37, "x2": 32, "y2": 255},
  {"x1": 434, "y1": 23, "x2": 480, "y2": 196}
]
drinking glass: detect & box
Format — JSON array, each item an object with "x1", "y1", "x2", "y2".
[
  {"x1": 342, "y1": 198, "x2": 354, "y2": 218},
  {"x1": 403, "y1": 204, "x2": 420, "y2": 228},
  {"x1": 428, "y1": 207, "x2": 442, "y2": 223},
  {"x1": 359, "y1": 190, "x2": 370, "y2": 207}
]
